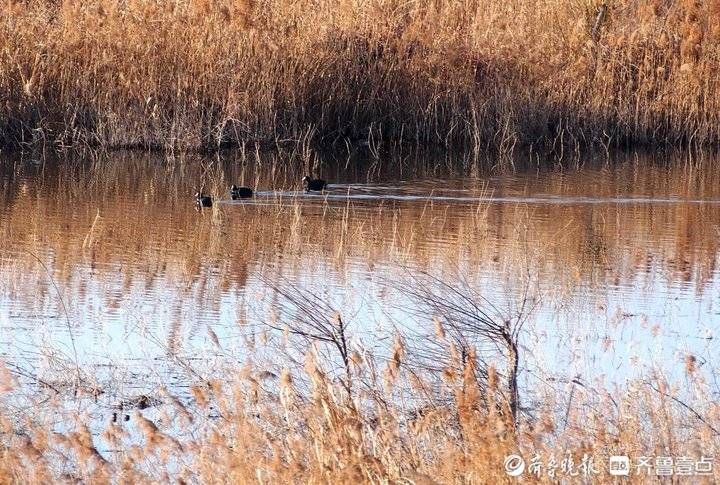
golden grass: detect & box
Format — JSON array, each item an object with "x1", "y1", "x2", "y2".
[
  {"x1": 0, "y1": 344, "x2": 718, "y2": 483},
  {"x1": 1, "y1": 0, "x2": 720, "y2": 157}
]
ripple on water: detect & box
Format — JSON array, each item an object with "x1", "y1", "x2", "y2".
[{"x1": 0, "y1": 156, "x2": 718, "y2": 393}]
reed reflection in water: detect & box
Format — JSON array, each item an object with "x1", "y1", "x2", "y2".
[{"x1": 0, "y1": 151, "x2": 718, "y2": 401}]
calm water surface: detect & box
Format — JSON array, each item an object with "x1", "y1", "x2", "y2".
[{"x1": 1, "y1": 152, "x2": 719, "y2": 413}]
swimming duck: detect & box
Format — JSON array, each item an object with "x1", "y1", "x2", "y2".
[
  {"x1": 230, "y1": 184, "x2": 253, "y2": 199},
  {"x1": 195, "y1": 192, "x2": 212, "y2": 208},
  {"x1": 302, "y1": 176, "x2": 327, "y2": 192}
]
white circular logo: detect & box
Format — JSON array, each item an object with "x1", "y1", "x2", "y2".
[{"x1": 504, "y1": 454, "x2": 526, "y2": 477}]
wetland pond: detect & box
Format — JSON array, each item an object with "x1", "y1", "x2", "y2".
[{"x1": 0, "y1": 151, "x2": 719, "y2": 433}]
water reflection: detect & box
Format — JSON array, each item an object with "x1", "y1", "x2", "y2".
[{"x1": 0, "y1": 152, "x2": 718, "y2": 399}]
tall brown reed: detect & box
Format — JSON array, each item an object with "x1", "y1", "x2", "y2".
[
  {"x1": 1, "y1": 334, "x2": 718, "y2": 483},
  {"x1": 2, "y1": 0, "x2": 720, "y2": 160}
]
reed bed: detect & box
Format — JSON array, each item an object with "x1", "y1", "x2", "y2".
[
  {"x1": 0, "y1": 336, "x2": 718, "y2": 483},
  {"x1": 2, "y1": 0, "x2": 720, "y2": 159}
]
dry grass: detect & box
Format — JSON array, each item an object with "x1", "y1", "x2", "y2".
[
  {"x1": 1, "y1": 0, "x2": 720, "y2": 158},
  {"x1": 0, "y1": 340, "x2": 718, "y2": 483}
]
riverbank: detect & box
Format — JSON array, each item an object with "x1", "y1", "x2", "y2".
[{"x1": 2, "y1": 0, "x2": 720, "y2": 160}]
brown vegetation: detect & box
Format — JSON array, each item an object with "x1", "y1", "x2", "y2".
[
  {"x1": 0, "y1": 339, "x2": 718, "y2": 482},
  {"x1": 2, "y1": 0, "x2": 720, "y2": 157}
]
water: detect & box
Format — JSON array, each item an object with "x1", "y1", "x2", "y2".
[{"x1": 1, "y1": 152, "x2": 719, "y2": 416}]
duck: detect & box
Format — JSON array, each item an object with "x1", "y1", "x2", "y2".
[
  {"x1": 230, "y1": 184, "x2": 253, "y2": 199},
  {"x1": 302, "y1": 176, "x2": 327, "y2": 192},
  {"x1": 194, "y1": 192, "x2": 212, "y2": 208}
]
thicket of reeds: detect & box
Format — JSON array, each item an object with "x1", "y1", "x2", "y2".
[
  {"x1": 0, "y1": 335, "x2": 718, "y2": 483},
  {"x1": 2, "y1": 0, "x2": 720, "y2": 156}
]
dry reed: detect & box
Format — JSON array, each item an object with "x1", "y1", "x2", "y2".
[
  {"x1": 1, "y1": 0, "x2": 720, "y2": 160},
  {"x1": 0, "y1": 338, "x2": 718, "y2": 483}
]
